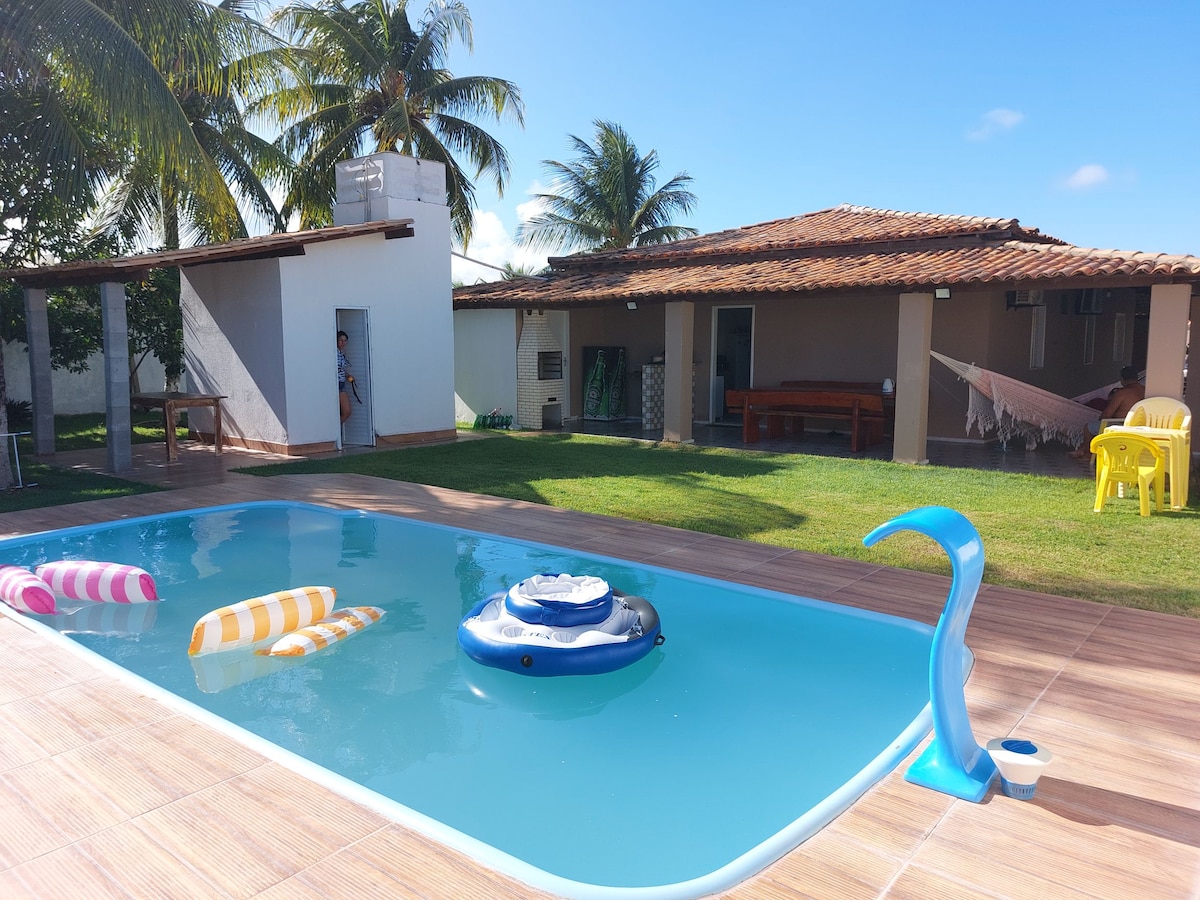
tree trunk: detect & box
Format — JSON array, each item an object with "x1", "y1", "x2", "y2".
[{"x1": 0, "y1": 342, "x2": 14, "y2": 490}]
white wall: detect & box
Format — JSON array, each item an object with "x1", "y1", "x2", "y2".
[
  {"x1": 183, "y1": 257, "x2": 288, "y2": 445},
  {"x1": 4, "y1": 341, "x2": 166, "y2": 415},
  {"x1": 277, "y1": 210, "x2": 454, "y2": 444},
  {"x1": 183, "y1": 224, "x2": 453, "y2": 451},
  {"x1": 453, "y1": 308, "x2": 518, "y2": 423}
]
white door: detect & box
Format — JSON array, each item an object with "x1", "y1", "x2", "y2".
[{"x1": 336, "y1": 308, "x2": 375, "y2": 447}]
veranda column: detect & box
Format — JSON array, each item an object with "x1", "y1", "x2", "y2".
[
  {"x1": 100, "y1": 281, "x2": 132, "y2": 473},
  {"x1": 893, "y1": 292, "x2": 934, "y2": 464},
  {"x1": 22, "y1": 286, "x2": 55, "y2": 455},
  {"x1": 1187, "y1": 293, "x2": 1200, "y2": 415},
  {"x1": 663, "y1": 300, "x2": 694, "y2": 443},
  {"x1": 1145, "y1": 284, "x2": 1190, "y2": 399}
]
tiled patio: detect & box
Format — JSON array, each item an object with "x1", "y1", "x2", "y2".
[{"x1": 0, "y1": 440, "x2": 1196, "y2": 898}]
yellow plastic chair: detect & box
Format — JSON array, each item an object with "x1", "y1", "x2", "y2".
[
  {"x1": 1124, "y1": 397, "x2": 1191, "y2": 432},
  {"x1": 1090, "y1": 432, "x2": 1166, "y2": 516},
  {"x1": 1118, "y1": 397, "x2": 1191, "y2": 509}
]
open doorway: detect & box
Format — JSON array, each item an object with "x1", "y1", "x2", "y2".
[
  {"x1": 711, "y1": 306, "x2": 754, "y2": 423},
  {"x1": 336, "y1": 308, "x2": 374, "y2": 447}
]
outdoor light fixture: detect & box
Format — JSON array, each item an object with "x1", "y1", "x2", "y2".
[
  {"x1": 934, "y1": 287, "x2": 952, "y2": 300},
  {"x1": 626, "y1": 301, "x2": 638, "y2": 310}
]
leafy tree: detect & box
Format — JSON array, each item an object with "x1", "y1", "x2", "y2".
[
  {"x1": 518, "y1": 120, "x2": 698, "y2": 253},
  {"x1": 89, "y1": 2, "x2": 293, "y2": 248},
  {"x1": 2, "y1": 0, "x2": 240, "y2": 212},
  {"x1": 126, "y1": 267, "x2": 184, "y2": 388},
  {"x1": 1, "y1": 1, "x2": 280, "y2": 487},
  {"x1": 258, "y1": 0, "x2": 524, "y2": 244}
]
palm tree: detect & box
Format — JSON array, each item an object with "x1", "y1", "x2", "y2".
[
  {"x1": 0, "y1": 1, "x2": 283, "y2": 485},
  {"x1": 90, "y1": 51, "x2": 294, "y2": 249},
  {"x1": 258, "y1": 0, "x2": 524, "y2": 244},
  {"x1": 518, "y1": 120, "x2": 698, "y2": 253},
  {"x1": 2, "y1": 0, "x2": 249, "y2": 214}
]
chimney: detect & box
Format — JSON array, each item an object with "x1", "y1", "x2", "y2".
[{"x1": 333, "y1": 153, "x2": 447, "y2": 225}]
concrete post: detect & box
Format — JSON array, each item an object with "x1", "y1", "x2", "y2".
[
  {"x1": 22, "y1": 286, "x2": 55, "y2": 455},
  {"x1": 1145, "y1": 284, "x2": 1190, "y2": 400},
  {"x1": 893, "y1": 292, "x2": 934, "y2": 464},
  {"x1": 663, "y1": 301, "x2": 694, "y2": 443},
  {"x1": 101, "y1": 281, "x2": 132, "y2": 472}
]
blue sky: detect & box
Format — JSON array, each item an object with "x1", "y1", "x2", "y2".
[
  {"x1": 440, "y1": 0, "x2": 1199, "y2": 282},
  {"x1": 259, "y1": 1, "x2": 1199, "y2": 278}
]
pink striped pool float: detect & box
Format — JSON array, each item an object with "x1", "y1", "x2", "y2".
[
  {"x1": 35, "y1": 560, "x2": 159, "y2": 604},
  {"x1": 0, "y1": 565, "x2": 58, "y2": 615}
]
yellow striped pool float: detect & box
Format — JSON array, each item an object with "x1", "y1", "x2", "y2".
[
  {"x1": 257, "y1": 606, "x2": 386, "y2": 657},
  {"x1": 188, "y1": 586, "x2": 336, "y2": 655}
]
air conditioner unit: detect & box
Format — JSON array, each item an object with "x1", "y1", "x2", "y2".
[{"x1": 1006, "y1": 289, "x2": 1045, "y2": 309}]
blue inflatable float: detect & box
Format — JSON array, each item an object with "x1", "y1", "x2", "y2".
[{"x1": 457, "y1": 574, "x2": 664, "y2": 676}]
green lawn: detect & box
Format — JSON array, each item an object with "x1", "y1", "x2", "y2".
[
  {"x1": 0, "y1": 413, "x2": 185, "y2": 513},
  {"x1": 240, "y1": 432, "x2": 1200, "y2": 618}
]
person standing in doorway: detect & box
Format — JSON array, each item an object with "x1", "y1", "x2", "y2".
[{"x1": 337, "y1": 330, "x2": 354, "y2": 424}]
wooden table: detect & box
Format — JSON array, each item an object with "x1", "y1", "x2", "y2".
[
  {"x1": 725, "y1": 388, "x2": 889, "y2": 451},
  {"x1": 132, "y1": 392, "x2": 226, "y2": 462}
]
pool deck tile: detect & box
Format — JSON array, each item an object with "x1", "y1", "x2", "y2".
[{"x1": 1, "y1": 471, "x2": 1198, "y2": 898}]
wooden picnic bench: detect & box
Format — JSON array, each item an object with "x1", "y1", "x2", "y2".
[{"x1": 725, "y1": 388, "x2": 889, "y2": 452}]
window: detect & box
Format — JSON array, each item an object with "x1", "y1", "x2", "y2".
[
  {"x1": 1083, "y1": 315, "x2": 1096, "y2": 365},
  {"x1": 1113, "y1": 313, "x2": 1126, "y2": 361},
  {"x1": 1029, "y1": 306, "x2": 1046, "y2": 369}
]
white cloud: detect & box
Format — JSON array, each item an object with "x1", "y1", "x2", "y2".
[
  {"x1": 452, "y1": 206, "x2": 549, "y2": 285},
  {"x1": 966, "y1": 108, "x2": 1025, "y2": 141},
  {"x1": 1063, "y1": 163, "x2": 1110, "y2": 190}
]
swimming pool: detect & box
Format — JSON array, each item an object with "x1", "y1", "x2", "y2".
[{"x1": 0, "y1": 501, "x2": 939, "y2": 897}]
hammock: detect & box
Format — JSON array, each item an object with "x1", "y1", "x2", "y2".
[{"x1": 931, "y1": 351, "x2": 1101, "y2": 450}]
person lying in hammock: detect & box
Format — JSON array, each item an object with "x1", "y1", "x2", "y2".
[{"x1": 1069, "y1": 367, "x2": 1145, "y2": 458}]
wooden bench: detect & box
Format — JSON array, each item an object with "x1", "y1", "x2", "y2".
[{"x1": 725, "y1": 388, "x2": 888, "y2": 452}]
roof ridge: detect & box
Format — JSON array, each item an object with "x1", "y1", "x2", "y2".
[
  {"x1": 1006, "y1": 240, "x2": 1200, "y2": 265},
  {"x1": 833, "y1": 203, "x2": 1020, "y2": 230}
]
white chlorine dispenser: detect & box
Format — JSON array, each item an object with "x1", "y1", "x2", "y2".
[{"x1": 986, "y1": 738, "x2": 1053, "y2": 800}]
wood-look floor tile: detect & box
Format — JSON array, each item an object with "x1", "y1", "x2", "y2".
[
  {"x1": 0, "y1": 844, "x2": 130, "y2": 899},
  {"x1": 2, "y1": 753, "x2": 129, "y2": 842},
  {"x1": 261, "y1": 845, "x2": 433, "y2": 899},
  {"x1": 72, "y1": 819, "x2": 229, "y2": 897},
  {"x1": 909, "y1": 786, "x2": 1200, "y2": 899},
  {"x1": 739, "y1": 827, "x2": 904, "y2": 899},
  {"x1": 886, "y1": 862, "x2": 1069, "y2": 899},
  {"x1": 0, "y1": 678, "x2": 169, "y2": 758},
  {"x1": 130, "y1": 774, "x2": 365, "y2": 897},
  {"x1": 0, "y1": 778, "x2": 71, "y2": 869},
  {"x1": 348, "y1": 826, "x2": 553, "y2": 899},
  {"x1": 53, "y1": 717, "x2": 265, "y2": 818}
]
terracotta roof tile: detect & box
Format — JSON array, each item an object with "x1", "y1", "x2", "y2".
[
  {"x1": 549, "y1": 204, "x2": 1065, "y2": 269},
  {"x1": 455, "y1": 205, "x2": 1200, "y2": 309},
  {"x1": 455, "y1": 237, "x2": 1200, "y2": 309},
  {"x1": 0, "y1": 219, "x2": 416, "y2": 289}
]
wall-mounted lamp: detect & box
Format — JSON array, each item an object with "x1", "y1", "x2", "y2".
[
  {"x1": 626, "y1": 301, "x2": 638, "y2": 310},
  {"x1": 934, "y1": 287, "x2": 952, "y2": 300}
]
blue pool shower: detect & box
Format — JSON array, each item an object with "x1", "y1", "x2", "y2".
[{"x1": 864, "y1": 506, "x2": 997, "y2": 802}]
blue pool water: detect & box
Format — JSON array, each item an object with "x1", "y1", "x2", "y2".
[{"x1": 0, "y1": 502, "x2": 937, "y2": 897}]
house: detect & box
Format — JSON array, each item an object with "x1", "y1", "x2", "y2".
[
  {"x1": 453, "y1": 205, "x2": 1199, "y2": 462},
  {"x1": 2, "y1": 153, "x2": 456, "y2": 471}
]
